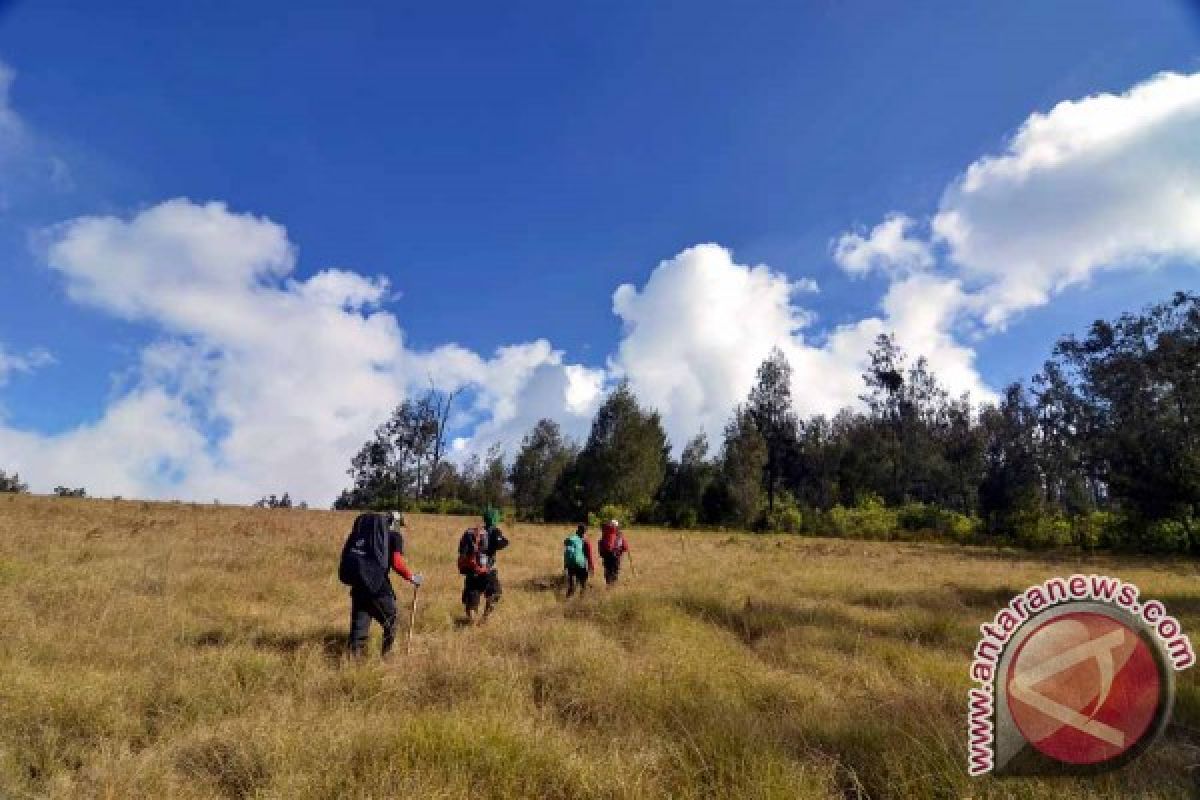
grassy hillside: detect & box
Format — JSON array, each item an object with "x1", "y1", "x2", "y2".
[{"x1": 0, "y1": 494, "x2": 1198, "y2": 799}]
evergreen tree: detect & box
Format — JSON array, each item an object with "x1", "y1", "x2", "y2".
[
  {"x1": 1052, "y1": 291, "x2": 1200, "y2": 526},
  {"x1": 477, "y1": 443, "x2": 510, "y2": 509},
  {"x1": 747, "y1": 347, "x2": 799, "y2": 512},
  {"x1": 510, "y1": 419, "x2": 577, "y2": 520},
  {"x1": 979, "y1": 383, "x2": 1043, "y2": 536},
  {"x1": 709, "y1": 406, "x2": 767, "y2": 527},
  {"x1": 573, "y1": 382, "x2": 669, "y2": 517},
  {"x1": 656, "y1": 433, "x2": 716, "y2": 527}
]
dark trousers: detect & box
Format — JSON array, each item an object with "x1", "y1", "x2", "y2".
[
  {"x1": 349, "y1": 586, "x2": 397, "y2": 656},
  {"x1": 565, "y1": 566, "x2": 589, "y2": 597},
  {"x1": 462, "y1": 569, "x2": 501, "y2": 614},
  {"x1": 601, "y1": 553, "x2": 621, "y2": 585}
]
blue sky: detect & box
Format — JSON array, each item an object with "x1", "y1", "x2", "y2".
[{"x1": 0, "y1": 1, "x2": 1198, "y2": 503}]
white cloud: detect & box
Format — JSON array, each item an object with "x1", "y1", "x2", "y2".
[
  {"x1": 0, "y1": 59, "x2": 76, "y2": 199},
  {"x1": 405, "y1": 339, "x2": 605, "y2": 457},
  {"x1": 832, "y1": 213, "x2": 933, "y2": 278},
  {"x1": 932, "y1": 70, "x2": 1200, "y2": 327},
  {"x1": 3, "y1": 198, "x2": 601, "y2": 503},
  {"x1": 609, "y1": 244, "x2": 809, "y2": 449},
  {"x1": 609, "y1": 243, "x2": 993, "y2": 451},
  {"x1": 0, "y1": 344, "x2": 53, "y2": 386},
  {"x1": 7, "y1": 67, "x2": 1198, "y2": 503},
  {"x1": 0, "y1": 388, "x2": 211, "y2": 499},
  {"x1": 0, "y1": 214, "x2": 995, "y2": 502},
  {"x1": 0, "y1": 60, "x2": 24, "y2": 146}
]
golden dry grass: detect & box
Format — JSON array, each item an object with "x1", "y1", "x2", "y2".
[{"x1": 1, "y1": 492, "x2": 1198, "y2": 799}]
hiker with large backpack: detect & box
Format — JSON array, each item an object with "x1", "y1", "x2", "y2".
[
  {"x1": 338, "y1": 511, "x2": 423, "y2": 658},
  {"x1": 562, "y1": 524, "x2": 595, "y2": 598},
  {"x1": 597, "y1": 518, "x2": 630, "y2": 586},
  {"x1": 457, "y1": 507, "x2": 509, "y2": 624}
]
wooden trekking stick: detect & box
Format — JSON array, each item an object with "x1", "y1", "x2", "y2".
[
  {"x1": 627, "y1": 551, "x2": 638, "y2": 578},
  {"x1": 405, "y1": 584, "x2": 420, "y2": 655}
]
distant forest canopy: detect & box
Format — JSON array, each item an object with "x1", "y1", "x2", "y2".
[{"x1": 332, "y1": 291, "x2": 1196, "y2": 553}]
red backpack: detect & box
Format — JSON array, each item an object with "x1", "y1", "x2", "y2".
[
  {"x1": 599, "y1": 523, "x2": 625, "y2": 557},
  {"x1": 457, "y1": 527, "x2": 491, "y2": 576}
]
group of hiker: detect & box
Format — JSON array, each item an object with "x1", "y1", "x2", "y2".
[
  {"x1": 561, "y1": 519, "x2": 631, "y2": 597},
  {"x1": 338, "y1": 509, "x2": 632, "y2": 657}
]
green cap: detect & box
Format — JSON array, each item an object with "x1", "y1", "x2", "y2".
[{"x1": 482, "y1": 507, "x2": 502, "y2": 528}]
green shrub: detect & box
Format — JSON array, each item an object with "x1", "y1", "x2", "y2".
[
  {"x1": 588, "y1": 503, "x2": 633, "y2": 528},
  {"x1": 897, "y1": 503, "x2": 937, "y2": 532},
  {"x1": 1014, "y1": 509, "x2": 1071, "y2": 549},
  {"x1": 896, "y1": 503, "x2": 978, "y2": 542},
  {"x1": 763, "y1": 496, "x2": 803, "y2": 534},
  {"x1": 1071, "y1": 511, "x2": 1116, "y2": 550},
  {"x1": 1141, "y1": 516, "x2": 1195, "y2": 554},
  {"x1": 948, "y1": 512, "x2": 979, "y2": 542},
  {"x1": 827, "y1": 495, "x2": 897, "y2": 540},
  {"x1": 675, "y1": 508, "x2": 699, "y2": 529}
]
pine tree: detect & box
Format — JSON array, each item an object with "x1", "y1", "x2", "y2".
[
  {"x1": 747, "y1": 347, "x2": 799, "y2": 512},
  {"x1": 573, "y1": 382, "x2": 668, "y2": 517},
  {"x1": 510, "y1": 419, "x2": 577, "y2": 521}
]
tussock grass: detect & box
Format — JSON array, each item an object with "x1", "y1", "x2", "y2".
[{"x1": 0, "y1": 493, "x2": 1198, "y2": 798}]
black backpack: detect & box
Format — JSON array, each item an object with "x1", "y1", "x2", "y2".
[{"x1": 338, "y1": 513, "x2": 390, "y2": 592}]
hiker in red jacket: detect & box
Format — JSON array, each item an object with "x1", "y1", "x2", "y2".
[{"x1": 597, "y1": 519, "x2": 630, "y2": 586}]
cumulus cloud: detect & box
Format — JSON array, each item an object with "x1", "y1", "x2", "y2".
[
  {"x1": 0, "y1": 388, "x2": 212, "y2": 499},
  {"x1": 932, "y1": 70, "x2": 1200, "y2": 327},
  {"x1": 409, "y1": 339, "x2": 605, "y2": 455},
  {"x1": 609, "y1": 244, "x2": 992, "y2": 450},
  {"x1": 820, "y1": 67, "x2": 1200, "y2": 417},
  {"x1": 832, "y1": 213, "x2": 934, "y2": 278},
  {"x1": 2, "y1": 217, "x2": 995, "y2": 503},
  {"x1": 611, "y1": 244, "x2": 811, "y2": 449},
  {"x1": 6, "y1": 67, "x2": 1197, "y2": 503},
  {"x1": 3, "y1": 198, "x2": 596, "y2": 503}
]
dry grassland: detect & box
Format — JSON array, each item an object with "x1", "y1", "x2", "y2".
[{"x1": 1, "y1": 494, "x2": 1198, "y2": 798}]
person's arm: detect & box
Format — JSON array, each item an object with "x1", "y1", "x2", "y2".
[
  {"x1": 390, "y1": 529, "x2": 415, "y2": 582},
  {"x1": 584, "y1": 539, "x2": 596, "y2": 573},
  {"x1": 490, "y1": 528, "x2": 510, "y2": 553},
  {"x1": 391, "y1": 549, "x2": 414, "y2": 582}
]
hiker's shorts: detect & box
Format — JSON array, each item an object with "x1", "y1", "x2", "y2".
[{"x1": 462, "y1": 569, "x2": 501, "y2": 612}]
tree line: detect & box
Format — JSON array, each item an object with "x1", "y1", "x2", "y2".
[{"x1": 334, "y1": 291, "x2": 1199, "y2": 553}]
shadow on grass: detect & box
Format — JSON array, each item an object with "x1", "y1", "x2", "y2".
[
  {"x1": 1151, "y1": 592, "x2": 1200, "y2": 618},
  {"x1": 673, "y1": 592, "x2": 965, "y2": 651},
  {"x1": 672, "y1": 594, "x2": 835, "y2": 645},
  {"x1": 515, "y1": 572, "x2": 567, "y2": 593},
  {"x1": 190, "y1": 628, "x2": 347, "y2": 662}
]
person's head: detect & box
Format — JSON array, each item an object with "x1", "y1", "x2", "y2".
[
  {"x1": 609, "y1": 518, "x2": 620, "y2": 530},
  {"x1": 386, "y1": 510, "x2": 405, "y2": 529},
  {"x1": 575, "y1": 524, "x2": 587, "y2": 538},
  {"x1": 482, "y1": 507, "x2": 501, "y2": 529}
]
